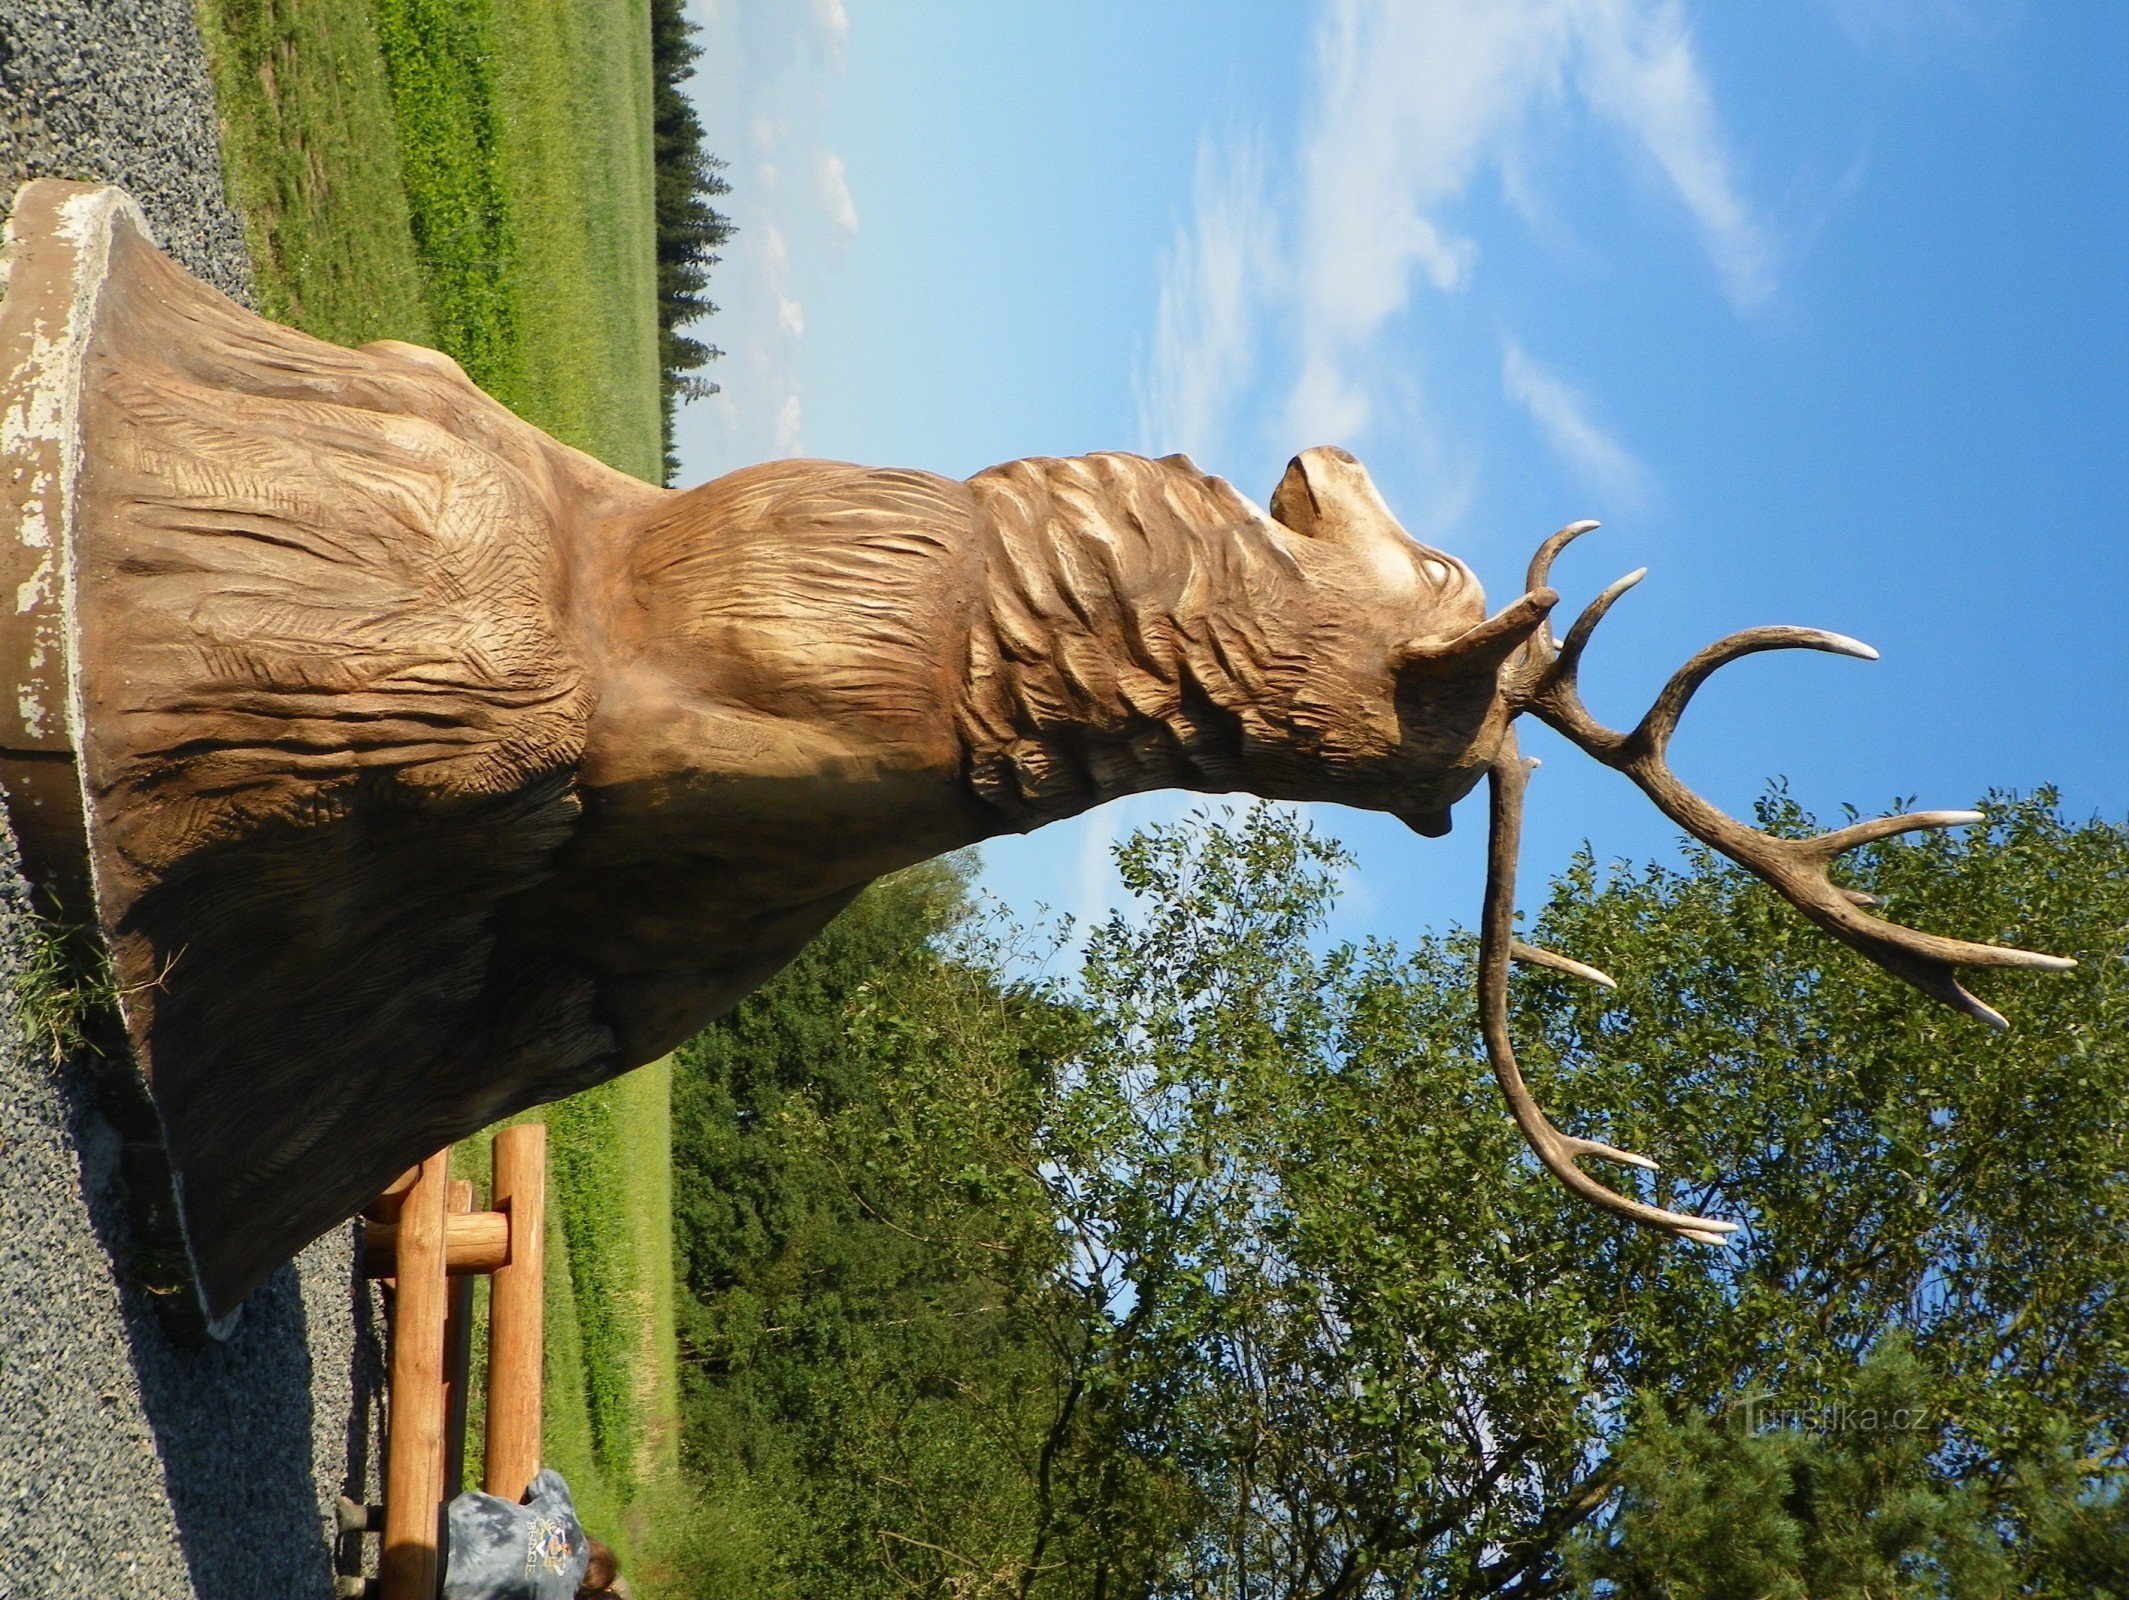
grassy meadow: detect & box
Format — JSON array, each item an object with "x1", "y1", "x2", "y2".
[
  {"x1": 197, "y1": 0, "x2": 663, "y2": 482},
  {"x1": 193, "y1": 0, "x2": 679, "y2": 1570}
]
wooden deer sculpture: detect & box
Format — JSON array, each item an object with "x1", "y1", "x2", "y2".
[{"x1": 0, "y1": 180, "x2": 2068, "y2": 1320}]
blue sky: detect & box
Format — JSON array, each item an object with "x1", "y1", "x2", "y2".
[{"x1": 676, "y1": 0, "x2": 2127, "y2": 963}]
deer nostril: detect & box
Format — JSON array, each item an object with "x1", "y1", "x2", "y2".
[{"x1": 1400, "y1": 805, "x2": 1454, "y2": 837}]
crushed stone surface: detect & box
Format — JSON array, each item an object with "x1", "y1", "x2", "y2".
[{"x1": 1, "y1": 4, "x2": 394, "y2": 1595}]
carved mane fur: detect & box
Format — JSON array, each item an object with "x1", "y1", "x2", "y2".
[{"x1": 964, "y1": 452, "x2": 1363, "y2": 822}]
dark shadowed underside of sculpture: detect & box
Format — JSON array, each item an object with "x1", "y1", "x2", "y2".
[{"x1": 0, "y1": 181, "x2": 2071, "y2": 1322}]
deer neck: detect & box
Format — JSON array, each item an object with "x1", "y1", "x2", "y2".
[{"x1": 956, "y1": 452, "x2": 1374, "y2": 831}]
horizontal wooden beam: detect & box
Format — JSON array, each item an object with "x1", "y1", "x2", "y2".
[{"x1": 360, "y1": 1210, "x2": 509, "y2": 1277}]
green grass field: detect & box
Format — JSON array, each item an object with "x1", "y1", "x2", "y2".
[
  {"x1": 198, "y1": 0, "x2": 663, "y2": 483},
  {"x1": 194, "y1": 0, "x2": 679, "y2": 1574}
]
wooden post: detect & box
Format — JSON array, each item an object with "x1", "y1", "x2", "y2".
[
  {"x1": 484, "y1": 1124, "x2": 546, "y2": 1502},
  {"x1": 380, "y1": 1149, "x2": 450, "y2": 1599},
  {"x1": 440, "y1": 1179, "x2": 476, "y2": 1502}
]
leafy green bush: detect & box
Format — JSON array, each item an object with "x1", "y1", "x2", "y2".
[{"x1": 669, "y1": 795, "x2": 2129, "y2": 1597}]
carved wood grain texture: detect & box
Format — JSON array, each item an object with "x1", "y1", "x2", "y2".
[{"x1": 48, "y1": 193, "x2": 654, "y2": 1313}]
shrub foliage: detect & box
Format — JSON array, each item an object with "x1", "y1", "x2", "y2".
[{"x1": 670, "y1": 794, "x2": 2129, "y2": 1597}]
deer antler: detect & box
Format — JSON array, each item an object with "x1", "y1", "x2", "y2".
[
  {"x1": 1503, "y1": 521, "x2": 2075, "y2": 1030},
  {"x1": 1482, "y1": 734, "x2": 1738, "y2": 1245}
]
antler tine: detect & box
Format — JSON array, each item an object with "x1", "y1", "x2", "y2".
[
  {"x1": 1813, "y1": 810, "x2": 1981, "y2": 854},
  {"x1": 1479, "y1": 735, "x2": 1739, "y2": 1246},
  {"x1": 1520, "y1": 520, "x2": 1603, "y2": 659},
  {"x1": 1552, "y1": 568, "x2": 1646, "y2": 689},
  {"x1": 1632, "y1": 626, "x2": 1877, "y2": 758},
  {"x1": 1505, "y1": 566, "x2": 1645, "y2": 751},
  {"x1": 1801, "y1": 810, "x2": 2075, "y2": 976},
  {"x1": 1504, "y1": 577, "x2": 2077, "y2": 1028},
  {"x1": 1526, "y1": 519, "x2": 1602, "y2": 600},
  {"x1": 1614, "y1": 771, "x2": 2070, "y2": 1026},
  {"x1": 1512, "y1": 940, "x2": 1617, "y2": 990}
]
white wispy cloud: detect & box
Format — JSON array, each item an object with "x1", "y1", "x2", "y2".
[
  {"x1": 1135, "y1": 133, "x2": 1277, "y2": 460},
  {"x1": 1140, "y1": 0, "x2": 1770, "y2": 487},
  {"x1": 1576, "y1": 0, "x2": 1773, "y2": 309},
  {"x1": 676, "y1": 0, "x2": 855, "y2": 472},
  {"x1": 814, "y1": 150, "x2": 860, "y2": 238},
  {"x1": 1501, "y1": 339, "x2": 1645, "y2": 502},
  {"x1": 1062, "y1": 0, "x2": 1764, "y2": 937},
  {"x1": 1283, "y1": 0, "x2": 1572, "y2": 445},
  {"x1": 1292, "y1": 0, "x2": 1769, "y2": 446},
  {"x1": 811, "y1": 0, "x2": 849, "y2": 66}
]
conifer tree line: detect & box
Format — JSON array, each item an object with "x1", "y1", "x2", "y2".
[
  {"x1": 651, "y1": 0, "x2": 732, "y2": 483},
  {"x1": 661, "y1": 792, "x2": 2129, "y2": 1598}
]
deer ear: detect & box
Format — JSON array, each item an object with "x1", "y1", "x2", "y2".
[
  {"x1": 1268, "y1": 453, "x2": 1323, "y2": 537},
  {"x1": 1392, "y1": 589, "x2": 1558, "y2": 678},
  {"x1": 1269, "y1": 446, "x2": 1410, "y2": 550}
]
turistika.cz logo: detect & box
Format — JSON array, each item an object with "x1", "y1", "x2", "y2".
[{"x1": 1735, "y1": 1394, "x2": 1929, "y2": 1435}]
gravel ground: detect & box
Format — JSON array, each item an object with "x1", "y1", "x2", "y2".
[
  {"x1": 0, "y1": 4, "x2": 390, "y2": 1597},
  {"x1": 0, "y1": 0, "x2": 252, "y2": 303}
]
